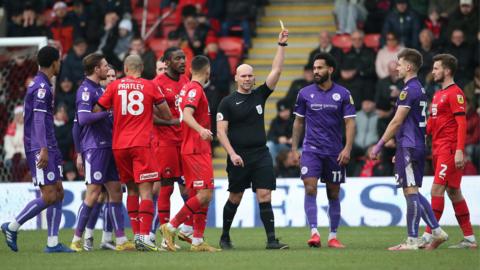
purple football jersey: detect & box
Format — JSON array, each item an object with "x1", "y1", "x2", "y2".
[
  {"x1": 76, "y1": 78, "x2": 113, "y2": 151},
  {"x1": 294, "y1": 82, "x2": 356, "y2": 156},
  {"x1": 395, "y1": 77, "x2": 427, "y2": 149},
  {"x1": 24, "y1": 72, "x2": 57, "y2": 153}
]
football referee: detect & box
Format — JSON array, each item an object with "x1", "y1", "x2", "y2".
[{"x1": 216, "y1": 29, "x2": 289, "y2": 250}]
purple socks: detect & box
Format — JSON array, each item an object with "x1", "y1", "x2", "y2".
[
  {"x1": 418, "y1": 193, "x2": 440, "y2": 230},
  {"x1": 109, "y1": 202, "x2": 125, "y2": 238},
  {"x1": 86, "y1": 202, "x2": 102, "y2": 230},
  {"x1": 151, "y1": 195, "x2": 159, "y2": 234},
  {"x1": 406, "y1": 193, "x2": 421, "y2": 238},
  {"x1": 15, "y1": 197, "x2": 48, "y2": 225},
  {"x1": 74, "y1": 202, "x2": 93, "y2": 237},
  {"x1": 103, "y1": 203, "x2": 113, "y2": 233},
  {"x1": 328, "y1": 199, "x2": 341, "y2": 233},
  {"x1": 304, "y1": 194, "x2": 317, "y2": 229}
]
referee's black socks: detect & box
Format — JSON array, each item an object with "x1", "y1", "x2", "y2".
[
  {"x1": 222, "y1": 200, "x2": 239, "y2": 238},
  {"x1": 259, "y1": 202, "x2": 276, "y2": 242}
]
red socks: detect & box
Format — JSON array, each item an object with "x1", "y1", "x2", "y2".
[
  {"x1": 139, "y1": 200, "x2": 154, "y2": 235},
  {"x1": 183, "y1": 189, "x2": 196, "y2": 227},
  {"x1": 170, "y1": 195, "x2": 201, "y2": 228},
  {"x1": 193, "y1": 207, "x2": 208, "y2": 238},
  {"x1": 127, "y1": 195, "x2": 139, "y2": 234},
  {"x1": 158, "y1": 185, "x2": 174, "y2": 225},
  {"x1": 453, "y1": 199, "x2": 474, "y2": 237},
  {"x1": 426, "y1": 195, "x2": 444, "y2": 234}
]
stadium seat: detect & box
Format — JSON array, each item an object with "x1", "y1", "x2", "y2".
[
  {"x1": 364, "y1": 34, "x2": 381, "y2": 51},
  {"x1": 133, "y1": 8, "x2": 159, "y2": 27},
  {"x1": 148, "y1": 38, "x2": 168, "y2": 58},
  {"x1": 332, "y1": 34, "x2": 352, "y2": 53},
  {"x1": 218, "y1": 37, "x2": 244, "y2": 75}
]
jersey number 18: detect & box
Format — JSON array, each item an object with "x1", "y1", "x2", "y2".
[{"x1": 118, "y1": 90, "x2": 144, "y2": 115}]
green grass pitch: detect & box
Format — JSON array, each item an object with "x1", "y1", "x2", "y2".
[{"x1": 0, "y1": 226, "x2": 478, "y2": 270}]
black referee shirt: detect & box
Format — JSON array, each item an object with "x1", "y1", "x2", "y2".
[{"x1": 217, "y1": 83, "x2": 273, "y2": 151}]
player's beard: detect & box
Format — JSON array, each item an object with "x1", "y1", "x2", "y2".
[
  {"x1": 313, "y1": 73, "x2": 329, "y2": 85},
  {"x1": 433, "y1": 73, "x2": 445, "y2": 84}
]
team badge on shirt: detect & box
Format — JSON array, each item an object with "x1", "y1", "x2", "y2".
[
  {"x1": 399, "y1": 90, "x2": 408, "y2": 101},
  {"x1": 332, "y1": 93, "x2": 341, "y2": 101},
  {"x1": 37, "y1": 88, "x2": 46, "y2": 99},
  {"x1": 82, "y1": 91, "x2": 90, "y2": 101},
  {"x1": 256, "y1": 105, "x2": 263, "y2": 115},
  {"x1": 188, "y1": 89, "x2": 196, "y2": 98},
  {"x1": 457, "y1": 95, "x2": 464, "y2": 104}
]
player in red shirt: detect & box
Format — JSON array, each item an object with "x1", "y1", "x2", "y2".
[
  {"x1": 161, "y1": 55, "x2": 220, "y2": 252},
  {"x1": 420, "y1": 54, "x2": 477, "y2": 249},
  {"x1": 94, "y1": 55, "x2": 172, "y2": 251},
  {"x1": 150, "y1": 48, "x2": 194, "y2": 246}
]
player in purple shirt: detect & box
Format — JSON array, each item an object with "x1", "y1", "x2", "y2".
[
  {"x1": 370, "y1": 48, "x2": 448, "y2": 250},
  {"x1": 1, "y1": 46, "x2": 73, "y2": 253},
  {"x1": 291, "y1": 53, "x2": 356, "y2": 249},
  {"x1": 69, "y1": 53, "x2": 134, "y2": 252}
]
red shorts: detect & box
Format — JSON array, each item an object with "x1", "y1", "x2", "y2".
[
  {"x1": 432, "y1": 154, "x2": 462, "y2": 189},
  {"x1": 153, "y1": 144, "x2": 182, "y2": 178},
  {"x1": 181, "y1": 153, "x2": 214, "y2": 190},
  {"x1": 113, "y1": 146, "x2": 160, "y2": 184}
]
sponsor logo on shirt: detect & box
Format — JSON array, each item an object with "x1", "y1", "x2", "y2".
[
  {"x1": 457, "y1": 95, "x2": 464, "y2": 104},
  {"x1": 332, "y1": 93, "x2": 341, "y2": 101},
  {"x1": 216, "y1": 112, "x2": 224, "y2": 121},
  {"x1": 193, "y1": 180, "x2": 204, "y2": 187},
  {"x1": 310, "y1": 104, "x2": 338, "y2": 110},
  {"x1": 399, "y1": 91, "x2": 408, "y2": 101},
  {"x1": 139, "y1": 172, "x2": 159, "y2": 181},
  {"x1": 235, "y1": 100, "x2": 244, "y2": 105},
  {"x1": 256, "y1": 105, "x2": 263, "y2": 115},
  {"x1": 37, "y1": 88, "x2": 46, "y2": 99}
]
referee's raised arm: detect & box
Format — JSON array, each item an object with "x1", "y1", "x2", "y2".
[{"x1": 265, "y1": 29, "x2": 289, "y2": 90}]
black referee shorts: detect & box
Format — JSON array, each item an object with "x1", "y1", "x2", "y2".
[{"x1": 226, "y1": 147, "x2": 276, "y2": 193}]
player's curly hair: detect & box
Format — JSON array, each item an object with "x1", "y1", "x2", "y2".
[
  {"x1": 433, "y1": 54, "x2": 457, "y2": 75},
  {"x1": 37, "y1": 46, "x2": 60, "y2": 68}
]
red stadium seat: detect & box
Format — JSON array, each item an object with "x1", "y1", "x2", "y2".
[
  {"x1": 218, "y1": 37, "x2": 244, "y2": 75},
  {"x1": 148, "y1": 38, "x2": 168, "y2": 58},
  {"x1": 364, "y1": 34, "x2": 381, "y2": 51},
  {"x1": 332, "y1": 34, "x2": 352, "y2": 53}
]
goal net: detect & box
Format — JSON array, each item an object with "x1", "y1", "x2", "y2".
[{"x1": 0, "y1": 37, "x2": 48, "y2": 182}]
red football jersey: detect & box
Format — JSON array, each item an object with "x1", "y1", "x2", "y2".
[
  {"x1": 428, "y1": 84, "x2": 466, "y2": 155},
  {"x1": 152, "y1": 73, "x2": 190, "y2": 145},
  {"x1": 97, "y1": 76, "x2": 165, "y2": 149},
  {"x1": 179, "y1": 81, "x2": 211, "y2": 155}
]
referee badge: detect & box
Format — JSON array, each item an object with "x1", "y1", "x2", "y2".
[
  {"x1": 82, "y1": 91, "x2": 90, "y2": 101},
  {"x1": 256, "y1": 105, "x2": 263, "y2": 115},
  {"x1": 399, "y1": 91, "x2": 408, "y2": 101},
  {"x1": 457, "y1": 95, "x2": 464, "y2": 104},
  {"x1": 216, "y1": 112, "x2": 224, "y2": 121}
]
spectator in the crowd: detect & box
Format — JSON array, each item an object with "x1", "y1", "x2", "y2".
[
  {"x1": 409, "y1": 0, "x2": 429, "y2": 20},
  {"x1": 3, "y1": 105, "x2": 28, "y2": 181},
  {"x1": 6, "y1": 53, "x2": 38, "y2": 100},
  {"x1": 156, "y1": 58, "x2": 167, "y2": 76},
  {"x1": 267, "y1": 100, "x2": 294, "y2": 166},
  {"x1": 423, "y1": 7, "x2": 446, "y2": 41},
  {"x1": 381, "y1": 0, "x2": 420, "y2": 49},
  {"x1": 465, "y1": 98, "x2": 480, "y2": 171},
  {"x1": 100, "y1": 17, "x2": 133, "y2": 70},
  {"x1": 342, "y1": 30, "x2": 377, "y2": 86},
  {"x1": 49, "y1": 1, "x2": 82, "y2": 54},
  {"x1": 307, "y1": 31, "x2": 343, "y2": 70},
  {"x1": 354, "y1": 99, "x2": 378, "y2": 154},
  {"x1": 446, "y1": 0, "x2": 478, "y2": 45},
  {"x1": 55, "y1": 76, "x2": 76, "y2": 123},
  {"x1": 275, "y1": 149, "x2": 300, "y2": 178},
  {"x1": 54, "y1": 104, "x2": 73, "y2": 162},
  {"x1": 97, "y1": 12, "x2": 122, "y2": 70},
  {"x1": 63, "y1": 161, "x2": 78, "y2": 181},
  {"x1": 418, "y1": 29, "x2": 438, "y2": 84},
  {"x1": 375, "y1": 61, "x2": 402, "y2": 135},
  {"x1": 375, "y1": 31, "x2": 404, "y2": 79},
  {"x1": 176, "y1": 5, "x2": 217, "y2": 56},
  {"x1": 443, "y1": 29, "x2": 477, "y2": 88},
  {"x1": 204, "y1": 37, "x2": 232, "y2": 138},
  {"x1": 128, "y1": 36, "x2": 157, "y2": 79},
  {"x1": 92, "y1": 0, "x2": 132, "y2": 19},
  {"x1": 464, "y1": 66, "x2": 480, "y2": 112},
  {"x1": 61, "y1": 38, "x2": 88, "y2": 87},
  {"x1": 429, "y1": 0, "x2": 458, "y2": 18},
  {"x1": 5, "y1": 3, "x2": 50, "y2": 37},
  {"x1": 363, "y1": 0, "x2": 391, "y2": 34},
  {"x1": 338, "y1": 60, "x2": 373, "y2": 111},
  {"x1": 334, "y1": 0, "x2": 368, "y2": 34},
  {"x1": 221, "y1": 0, "x2": 255, "y2": 49},
  {"x1": 283, "y1": 65, "x2": 313, "y2": 110}
]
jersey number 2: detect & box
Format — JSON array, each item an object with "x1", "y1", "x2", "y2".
[{"x1": 119, "y1": 90, "x2": 144, "y2": 115}]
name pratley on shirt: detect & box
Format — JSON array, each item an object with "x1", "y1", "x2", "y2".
[{"x1": 118, "y1": 83, "x2": 145, "y2": 90}]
